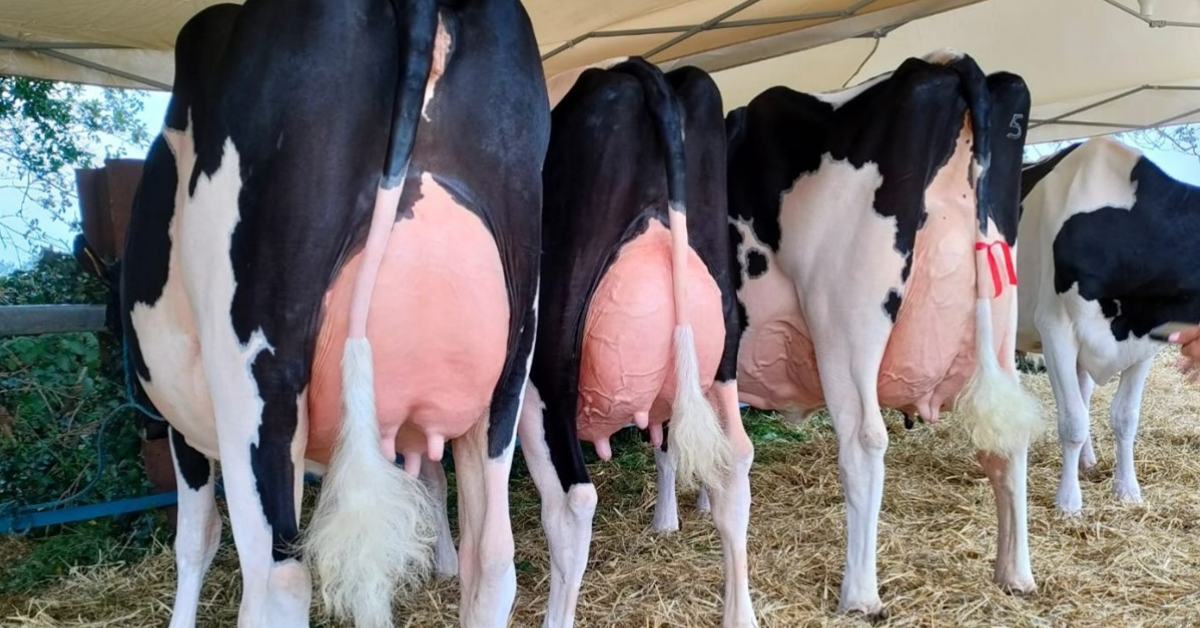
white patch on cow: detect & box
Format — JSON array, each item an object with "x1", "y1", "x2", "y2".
[
  {"x1": 1016, "y1": 136, "x2": 1159, "y2": 515},
  {"x1": 421, "y1": 14, "x2": 452, "y2": 122},
  {"x1": 131, "y1": 117, "x2": 219, "y2": 458},
  {"x1": 518, "y1": 382, "x2": 597, "y2": 628},
  {"x1": 179, "y1": 137, "x2": 307, "y2": 626},
  {"x1": 920, "y1": 47, "x2": 965, "y2": 65},
  {"x1": 811, "y1": 71, "x2": 895, "y2": 110},
  {"x1": 1060, "y1": 286, "x2": 1159, "y2": 384},
  {"x1": 167, "y1": 434, "x2": 219, "y2": 628},
  {"x1": 814, "y1": 47, "x2": 962, "y2": 111},
  {"x1": 729, "y1": 217, "x2": 797, "y2": 329},
  {"x1": 777, "y1": 154, "x2": 902, "y2": 316},
  {"x1": 292, "y1": 388, "x2": 308, "y2": 519}
]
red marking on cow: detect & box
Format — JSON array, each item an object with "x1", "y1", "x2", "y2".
[
  {"x1": 575, "y1": 220, "x2": 724, "y2": 446},
  {"x1": 976, "y1": 240, "x2": 1017, "y2": 298},
  {"x1": 306, "y1": 174, "x2": 509, "y2": 465}
]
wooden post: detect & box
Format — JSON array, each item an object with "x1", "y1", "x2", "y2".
[{"x1": 75, "y1": 158, "x2": 144, "y2": 263}]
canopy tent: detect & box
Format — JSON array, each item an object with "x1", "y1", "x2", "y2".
[
  {"x1": 702, "y1": 0, "x2": 1200, "y2": 143},
  {"x1": 0, "y1": 0, "x2": 1197, "y2": 143},
  {"x1": 0, "y1": 0, "x2": 984, "y2": 90}
]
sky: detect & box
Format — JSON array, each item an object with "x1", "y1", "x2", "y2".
[
  {"x1": 1, "y1": 90, "x2": 1199, "y2": 270},
  {"x1": 0, "y1": 89, "x2": 170, "y2": 269}
]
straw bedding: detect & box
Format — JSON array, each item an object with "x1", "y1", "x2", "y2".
[{"x1": 4, "y1": 351, "x2": 1200, "y2": 627}]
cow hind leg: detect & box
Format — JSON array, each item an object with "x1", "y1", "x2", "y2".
[
  {"x1": 651, "y1": 427, "x2": 710, "y2": 531},
  {"x1": 420, "y1": 455, "x2": 459, "y2": 578},
  {"x1": 652, "y1": 444, "x2": 681, "y2": 532},
  {"x1": 1077, "y1": 368, "x2": 1098, "y2": 473},
  {"x1": 455, "y1": 414, "x2": 520, "y2": 628},
  {"x1": 813, "y1": 343, "x2": 888, "y2": 617},
  {"x1": 518, "y1": 383, "x2": 597, "y2": 628},
  {"x1": 210, "y1": 388, "x2": 310, "y2": 628},
  {"x1": 167, "y1": 428, "x2": 221, "y2": 628},
  {"x1": 977, "y1": 444, "x2": 1035, "y2": 594},
  {"x1": 456, "y1": 310, "x2": 536, "y2": 628},
  {"x1": 708, "y1": 381, "x2": 758, "y2": 628},
  {"x1": 1111, "y1": 358, "x2": 1151, "y2": 503},
  {"x1": 1038, "y1": 327, "x2": 1090, "y2": 515},
  {"x1": 829, "y1": 393, "x2": 888, "y2": 617}
]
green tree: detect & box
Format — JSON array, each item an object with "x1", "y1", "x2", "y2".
[{"x1": 0, "y1": 77, "x2": 150, "y2": 262}]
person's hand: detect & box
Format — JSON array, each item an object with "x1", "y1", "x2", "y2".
[{"x1": 1169, "y1": 325, "x2": 1200, "y2": 382}]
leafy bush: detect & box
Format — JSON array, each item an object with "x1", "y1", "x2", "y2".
[
  {"x1": 0, "y1": 249, "x2": 163, "y2": 593},
  {"x1": 0, "y1": 248, "x2": 108, "y2": 306}
]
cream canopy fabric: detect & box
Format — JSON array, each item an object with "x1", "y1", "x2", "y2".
[
  {"x1": 1, "y1": 0, "x2": 1198, "y2": 143},
  {"x1": 0, "y1": 0, "x2": 981, "y2": 90},
  {"x1": 703, "y1": 0, "x2": 1200, "y2": 143}
]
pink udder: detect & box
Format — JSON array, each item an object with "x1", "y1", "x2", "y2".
[
  {"x1": 575, "y1": 220, "x2": 724, "y2": 449},
  {"x1": 736, "y1": 317, "x2": 824, "y2": 414},
  {"x1": 734, "y1": 248, "x2": 824, "y2": 413},
  {"x1": 877, "y1": 122, "x2": 980, "y2": 419},
  {"x1": 737, "y1": 122, "x2": 1005, "y2": 421},
  {"x1": 306, "y1": 174, "x2": 510, "y2": 465}
]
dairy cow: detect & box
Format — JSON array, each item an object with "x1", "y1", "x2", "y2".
[
  {"x1": 422, "y1": 57, "x2": 756, "y2": 627},
  {"x1": 117, "y1": 1, "x2": 548, "y2": 627},
  {"x1": 713, "y1": 50, "x2": 1041, "y2": 616},
  {"x1": 1016, "y1": 136, "x2": 1200, "y2": 514}
]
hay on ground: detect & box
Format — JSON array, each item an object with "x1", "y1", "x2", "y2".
[{"x1": 5, "y1": 351, "x2": 1200, "y2": 627}]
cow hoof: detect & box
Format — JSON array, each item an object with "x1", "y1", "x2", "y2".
[
  {"x1": 435, "y1": 555, "x2": 459, "y2": 579},
  {"x1": 1115, "y1": 485, "x2": 1143, "y2": 504},
  {"x1": 839, "y1": 599, "x2": 886, "y2": 623},
  {"x1": 1054, "y1": 488, "x2": 1083, "y2": 516},
  {"x1": 1055, "y1": 503, "x2": 1083, "y2": 518},
  {"x1": 781, "y1": 409, "x2": 806, "y2": 425},
  {"x1": 723, "y1": 615, "x2": 760, "y2": 628},
  {"x1": 1078, "y1": 457, "x2": 1098, "y2": 475},
  {"x1": 651, "y1": 520, "x2": 680, "y2": 533},
  {"x1": 999, "y1": 578, "x2": 1037, "y2": 596},
  {"x1": 696, "y1": 488, "x2": 711, "y2": 514}
]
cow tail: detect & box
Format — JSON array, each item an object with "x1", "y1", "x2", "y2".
[
  {"x1": 614, "y1": 58, "x2": 732, "y2": 493},
  {"x1": 946, "y1": 52, "x2": 1041, "y2": 459},
  {"x1": 304, "y1": 2, "x2": 440, "y2": 627}
]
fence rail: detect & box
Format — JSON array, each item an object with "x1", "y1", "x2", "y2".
[
  {"x1": 0, "y1": 301, "x2": 750, "y2": 534},
  {"x1": 0, "y1": 304, "x2": 107, "y2": 337},
  {"x1": 1, "y1": 302, "x2": 127, "y2": 534}
]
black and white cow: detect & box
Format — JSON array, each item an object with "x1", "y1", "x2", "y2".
[
  {"x1": 436, "y1": 57, "x2": 752, "y2": 628},
  {"x1": 117, "y1": 1, "x2": 548, "y2": 627},
  {"x1": 1016, "y1": 136, "x2": 1200, "y2": 514},
  {"x1": 710, "y1": 50, "x2": 1041, "y2": 617}
]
